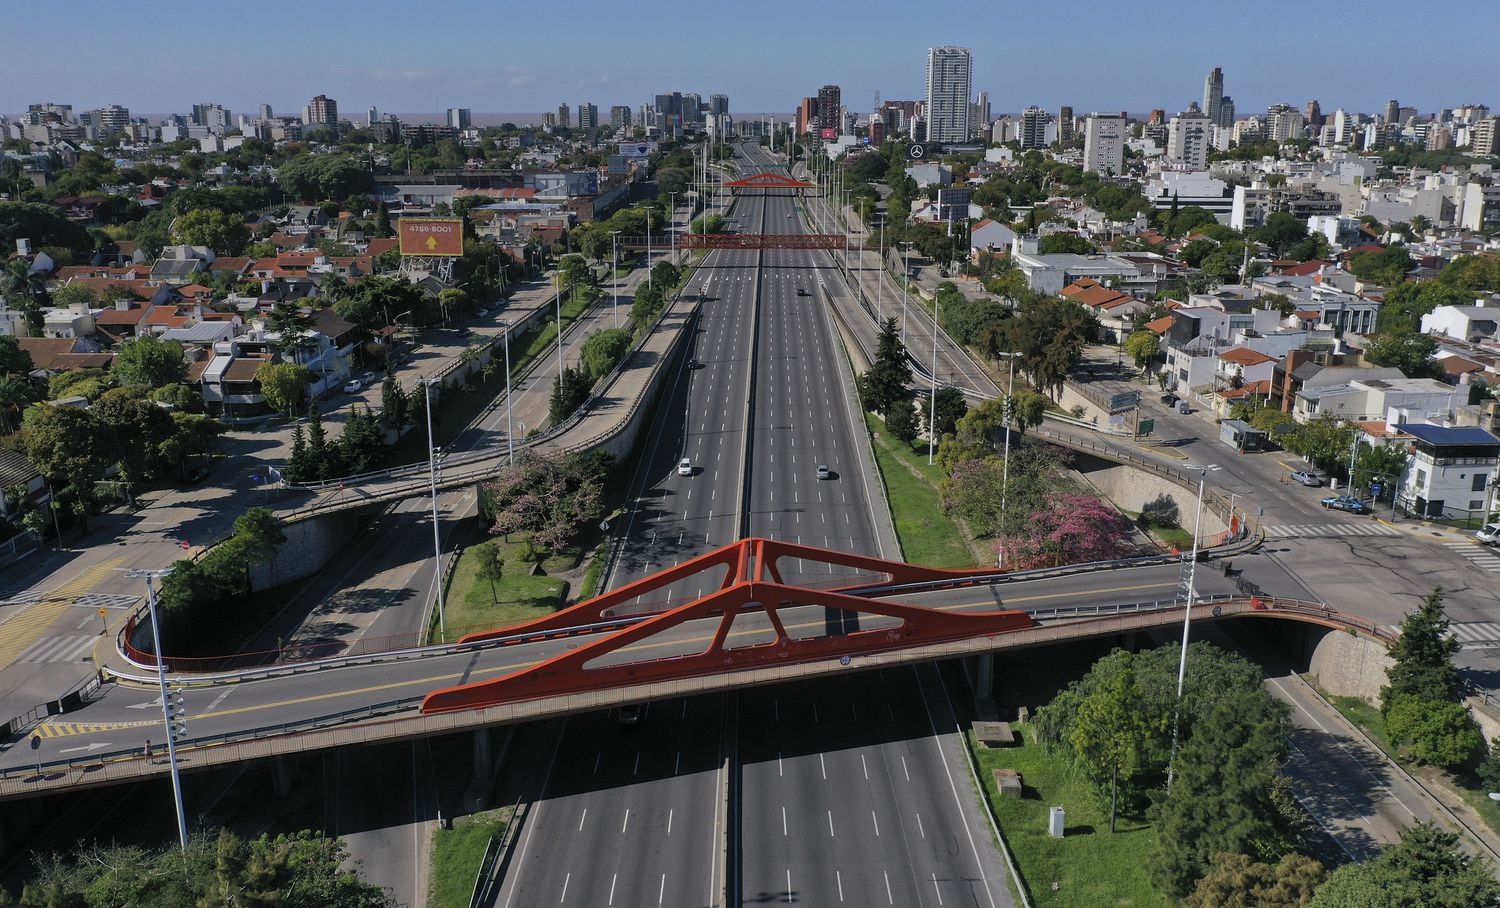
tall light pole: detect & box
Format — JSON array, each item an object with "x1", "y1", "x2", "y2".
[
  {"x1": 668, "y1": 191, "x2": 678, "y2": 264},
  {"x1": 554, "y1": 270, "x2": 565, "y2": 387},
  {"x1": 610, "y1": 230, "x2": 621, "y2": 328},
  {"x1": 421, "y1": 379, "x2": 447, "y2": 642},
  {"x1": 1166, "y1": 469, "x2": 1208, "y2": 790},
  {"x1": 877, "y1": 217, "x2": 885, "y2": 321},
  {"x1": 502, "y1": 321, "x2": 514, "y2": 465},
  {"x1": 645, "y1": 208, "x2": 652, "y2": 288},
  {"x1": 928, "y1": 289, "x2": 940, "y2": 464},
  {"x1": 124, "y1": 568, "x2": 188, "y2": 852},
  {"x1": 900, "y1": 242, "x2": 914, "y2": 344},
  {"x1": 997, "y1": 353, "x2": 1020, "y2": 568}
]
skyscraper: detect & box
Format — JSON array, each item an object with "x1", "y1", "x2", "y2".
[
  {"x1": 1020, "y1": 106, "x2": 1050, "y2": 149},
  {"x1": 1385, "y1": 99, "x2": 1401, "y2": 124},
  {"x1": 1167, "y1": 103, "x2": 1211, "y2": 168},
  {"x1": 709, "y1": 94, "x2": 729, "y2": 117},
  {"x1": 797, "y1": 97, "x2": 817, "y2": 136},
  {"x1": 1202, "y1": 67, "x2": 1225, "y2": 128},
  {"x1": 1058, "y1": 105, "x2": 1075, "y2": 143},
  {"x1": 610, "y1": 105, "x2": 632, "y2": 129},
  {"x1": 447, "y1": 108, "x2": 471, "y2": 129},
  {"x1": 1304, "y1": 100, "x2": 1323, "y2": 129},
  {"x1": 305, "y1": 95, "x2": 338, "y2": 127},
  {"x1": 192, "y1": 102, "x2": 231, "y2": 133},
  {"x1": 558, "y1": 103, "x2": 570, "y2": 128},
  {"x1": 1266, "y1": 104, "x2": 1304, "y2": 142},
  {"x1": 924, "y1": 46, "x2": 971, "y2": 144},
  {"x1": 1082, "y1": 114, "x2": 1125, "y2": 175},
  {"x1": 578, "y1": 104, "x2": 598, "y2": 129},
  {"x1": 817, "y1": 85, "x2": 842, "y2": 133}
]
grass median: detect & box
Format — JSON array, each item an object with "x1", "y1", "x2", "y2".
[
  {"x1": 429, "y1": 540, "x2": 567, "y2": 643},
  {"x1": 970, "y1": 726, "x2": 1166, "y2": 907},
  {"x1": 864, "y1": 412, "x2": 974, "y2": 568},
  {"x1": 429, "y1": 810, "x2": 507, "y2": 908}
]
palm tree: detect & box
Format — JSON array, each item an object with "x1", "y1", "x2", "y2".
[{"x1": 0, "y1": 373, "x2": 35, "y2": 434}]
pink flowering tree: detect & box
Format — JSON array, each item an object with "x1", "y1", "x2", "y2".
[
  {"x1": 996, "y1": 493, "x2": 1134, "y2": 569},
  {"x1": 483, "y1": 451, "x2": 610, "y2": 556}
]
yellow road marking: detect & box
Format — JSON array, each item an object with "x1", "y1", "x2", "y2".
[
  {"x1": 188, "y1": 578, "x2": 1180, "y2": 724},
  {"x1": 0, "y1": 558, "x2": 123, "y2": 671},
  {"x1": 34, "y1": 719, "x2": 158, "y2": 739}
]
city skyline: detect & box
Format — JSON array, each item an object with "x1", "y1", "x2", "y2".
[{"x1": 2, "y1": 0, "x2": 1491, "y2": 120}]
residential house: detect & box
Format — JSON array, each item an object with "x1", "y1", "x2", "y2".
[
  {"x1": 0, "y1": 449, "x2": 47, "y2": 520},
  {"x1": 149, "y1": 245, "x2": 216, "y2": 285},
  {"x1": 39, "y1": 302, "x2": 95, "y2": 338},
  {"x1": 1421, "y1": 303, "x2": 1500, "y2": 343},
  {"x1": 200, "y1": 341, "x2": 272, "y2": 418},
  {"x1": 1393, "y1": 423, "x2": 1500, "y2": 520},
  {"x1": 16, "y1": 336, "x2": 113, "y2": 375},
  {"x1": 1294, "y1": 374, "x2": 1462, "y2": 424},
  {"x1": 969, "y1": 219, "x2": 1017, "y2": 259},
  {"x1": 1059, "y1": 279, "x2": 1151, "y2": 339}
]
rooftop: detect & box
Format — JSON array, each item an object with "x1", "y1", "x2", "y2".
[{"x1": 1394, "y1": 423, "x2": 1500, "y2": 447}]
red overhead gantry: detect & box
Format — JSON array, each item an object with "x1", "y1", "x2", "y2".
[{"x1": 421, "y1": 537, "x2": 1034, "y2": 714}]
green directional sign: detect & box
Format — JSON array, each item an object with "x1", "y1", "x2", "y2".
[{"x1": 1138, "y1": 419, "x2": 1155, "y2": 435}]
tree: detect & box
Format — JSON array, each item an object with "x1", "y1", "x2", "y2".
[
  {"x1": 1362, "y1": 331, "x2": 1440, "y2": 379},
  {"x1": 549, "y1": 366, "x2": 592, "y2": 424},
  {"x1": 437, "y1": 287, "x2": 469, "y2": 324},
  {"x1": 1349, "y1": 245, "x2": 1415, "y2": 286},
  {"x1": 885, "y1": 396, "x2": 919, "y2": 445},
  {"x1": 1382, "y1": 588, "x2": 1464, "y2": 713},
  {"x1": 1385, "y1": 695, "x2": 1484, "y2": 768},
  {"x1": 857, "y1": 317, "x2": 913, "y2": 416},
  {"x1": 1252, "y1": 211, "x2": 1312, "y2": 258},
  {"x1": 254, "y1": 361, "x2": 313, "y2": 416},
  {"x1": 1185, "y1": 852, "x2": 1326, "y2": 908},
  {"x1": 0, "y1": 373, "x2": 37, "y2": 434},
  {"x1": 1124, "y1": 330, "x2": 1161, "y2": 368},
  {"x1": 1068, "y1": 662, "x2": 1151, "y2": 832},
  {"x1": 168, "y1": 207, "x2": 250, "y2": 254},
  {"x1": 483, "y1": 451, "x2": 611, "y2": 554},
  {"x1": 1037, "y1": 232, "x2": 1098, "y2": 255},
  {"x1": 287, "y1": 423, "x2": 310, "y2": 482},
  {"x1": 998, "y1": 492, "x2": 1134, "y2": 568},
  {"x1": 92, "y1": 387, "x2": 175, "y2": 490},
  {"x1": 1309, "y1": 821, "x2": 1500, "y2": 908},
  {"x1": 0, "y1": 200, "x2": 93, "y2": 256},
  {"x1": 651, "y1": 259, "x2": 680, "y2": 289},
  {"x1": 920, "y1": 386, "x2": 968, "y2": 438},
  {"x1": 1148, "y1": 696, "x2": 1294, "y2": 897},
  {"x1": 473, "y1": 541, "x2": 505, "y2": 602},
  {"x1": 558, "y1": 253, "x2": 591, "y2": 289},
  {"x1": 380, "y1": 371, "x2": 408, "y2": 430},
  {"x1": 579, "y1": 327, "x2": 632, "y2": 381},
  {"x1": 232, "y1": 507, "x2": 285, "y2": 583},
  {"x1": 0, "y1": 334, "x2": 33, "y2": 377},
  {"x1": 111, "y1": 334, "x2": 186, "y2": 388},
  {"x1": 267, "y1": 301, "x2": 317, "y2": 366},
  {"x1": 337, "y1": 405, "x2": 385, "y2": 474},
  {"x1": 1001, "y1": 295, "x2": 1099, "y2": 399},
  {"x1": 23, "y1": 405, "x2": 111, "y2": 494},
  {"x1": 157, "y1": 411, "x2": 222, "y2": 480}
]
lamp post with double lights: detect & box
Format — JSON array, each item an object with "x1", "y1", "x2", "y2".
[
  {"x1": 124, "y1": 567, "x2": 189, "y2": 852},
  {"x1": 996, "y1": 352, "x2": 1022, "y2": 568},
  {"x1": 419, "y1": 378, "x2": 447, "y2": 642},
  {"x1": 1166, "y1": 469, "x2": 1209, "y2": 790},
  {"x1": 610, "y1": 231, "x2": 622, "y2": 328}
]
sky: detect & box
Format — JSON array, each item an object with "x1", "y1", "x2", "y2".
[{"x1": 3, "y1": 0, "x2": 1495, "y2": 120}]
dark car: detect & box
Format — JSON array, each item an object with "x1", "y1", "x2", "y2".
[
  {"x1": 1320, "y1": 495, "x2": 1370, "y2": 514},
  {"x1": 1159, "y1": 392, "x2": 1177, "y2": 405}
]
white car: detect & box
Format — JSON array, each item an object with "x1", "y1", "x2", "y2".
[
  {"x1": 816, "y1": 465, "x2": 831, "y2": 480},
  {"x1": 677, "y1": 458, "x2": 693, "y2": 476},
  {"x1": 342, "y1": 379, "x2": 365, "y2": 394},
  {"x1": 1477, "y1": 523, "x2": 1500, "y2": 546}
]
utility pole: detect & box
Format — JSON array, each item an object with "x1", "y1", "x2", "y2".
[
  {"x1": 421, "y1": 379, "x2": 447, "y2": 643},
  {"x1": 1166, "y1": 470, "x2": 1208, "y2": 790},
  {"x1": 124, "y1": 568, "x2": 188, "y2": 852}
]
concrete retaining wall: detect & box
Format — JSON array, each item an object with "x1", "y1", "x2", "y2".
[
  {"x1": 1056, "y1": 383, "x2": 1112, "y2": 427},
  {"x1": 1302, "y1": 624, "x2": 1394, "y2": 703},
  {"x1": 1070, "y1": 452, "x2": 1230, "y2": 537},
  {"x1": 249, "y1": 508, "x2": 370, "y2": 590}
]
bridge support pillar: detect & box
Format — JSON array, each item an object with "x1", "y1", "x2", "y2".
[
  {"x1": 472, "y1": 728, "x2": 492, "y2": 779},
  {"x1": 271, "y1": 755, "x2": 295, "y2": 799},
  {"x1": 973, "y1": 653, "x2": 997, "y2": 719}
]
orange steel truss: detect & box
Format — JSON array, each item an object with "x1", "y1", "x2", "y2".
[
  {"x1": 724, "y1": 172, "x2": 815, "y2": 190},
  {"x1": 421, "y1": 538, "x2": 1033, "y2": 714}
]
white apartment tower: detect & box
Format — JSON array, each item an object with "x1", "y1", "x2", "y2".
[
  {"x1": 924, "y1": 46, "x2": 972, "y2": 144},
  {"x1": 447, "y1": 108, "x2": 472, "y2": 129},
  {"x1": 1082, "y1": 114, "x2": 1126, "y2": 175},
  {"x1": 1266, "y1": 103, "x2": 1304, "y2": 142},
  {"x1": 1020, "y1": 106, "x2": 1050, "y2": 149},
  {"x1": 1167, "y1": 104, "x2": 1211, "y2": 169}
]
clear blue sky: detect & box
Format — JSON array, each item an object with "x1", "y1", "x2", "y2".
[{"x1": 3, "y1": 0, "x2": 1492, "y2": 119}]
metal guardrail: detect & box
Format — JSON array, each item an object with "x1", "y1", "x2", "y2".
[{"x1": 469, "y1": 834, "x2": 501, "y2": 908}]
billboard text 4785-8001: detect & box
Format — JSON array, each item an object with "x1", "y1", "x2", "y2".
[{"x1": 398, "y1": 218, "x2": 464, "y2": 257}]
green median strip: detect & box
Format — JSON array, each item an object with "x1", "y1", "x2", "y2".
[
  {"x1": 429, "y1": 811, "x2": 507, "y2": 908},
  {"x1": 970, "y1": 726, "x2": 1167, "y2": 907},
  {"x1": 427, "y1": 540, "x2": 567, "y2": 644},
  {"x1": 863, "y1": 412, "x2": 974, "y2": 569}
]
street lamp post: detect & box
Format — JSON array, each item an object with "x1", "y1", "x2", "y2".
[
  {"x1": 554, "y1": 270, "x2": 564, "y2": 387},
  {"x1": 421, "y1": 379, "x2": 447, "y2": 642},
  {"x1": 645, "y1": 209, "x2": 652, "y2": 288},
  {"x1": 997, "y1": 353, "x2": 1020, "y2": 568},
  {"x1": 669, "y1": 191, "x2": 678, "y2": 265},
  {"x1": 502, "y1": 321, "x2": 514, "y2": 465},
  {"x1": 900, "y1": 242, "x2": 914, "y2": 344},
  {"x1": 125, "y1": 568, "x2": 189, "y2": 852},
  {"x1": 1166, "y1": 469, "x2": 1208, "y2": 790},
  {"x1": 928, "y1": 289, "x2": 940, "y2": 465},
  {"x1": 610, "y1": 231, "x2": 621, "y2": 328}
]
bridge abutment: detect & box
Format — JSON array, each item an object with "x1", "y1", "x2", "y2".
[{"x1": 271, "y1": 755, "x2": 296, "y2": 799}]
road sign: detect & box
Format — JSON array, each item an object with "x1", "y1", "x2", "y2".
[
  {"x1": 1107, "y1": 390, "x2": 1141, "y2": 413},
  {"x1": 1139, "y1": 419, "x2": 1155, "y2": 435},
  {"x1": 398, "y1": 218, "x2": 465, "y2": 257},
  {"x1": 908, "y1": 143, "x2": 926, "y2": 159}
]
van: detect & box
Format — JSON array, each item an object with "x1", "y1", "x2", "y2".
[{"x1": 1175, "y1": 399, "x2": 1191, "y2": 415}]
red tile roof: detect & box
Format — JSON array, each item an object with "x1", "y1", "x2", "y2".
[
  {"x1": 1219, "y1": 347, "x2": 1275, "y2": 367},
  {"x1": 366, "y1": 238, "x2": 398, "y2": 258},
  {"x1": 1144, "y1": 316, "x2": 1175, "y2": 335}
]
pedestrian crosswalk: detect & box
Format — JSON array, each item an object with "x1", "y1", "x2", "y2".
[
  {"x1": 73, "y1": 592, "x2": 140, "y2": 610},
  {"x1": 0, "y1": 557, "x2": 125, "y2": 672},
  {"x1": 1262, "y1": 522, "x2": 1402, "y2": 539},
  {"x1": 1442, "y1": 541, "x2": 1500, "y2": 573},
  {"x1": 1451, "y1": 622, "x2": 1500, "y2": 648},
  {"x1": 16, "y1": 635, "x2": 99, "y2": 664},
  {"x1": 32, "y1": 718, "x2": 156, "y2": 739}
]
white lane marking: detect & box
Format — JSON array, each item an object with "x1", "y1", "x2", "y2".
[
  {"x1": 593, "y1": 752, "x2": 601, "y2": 773},
  {"x1": 901, "y1": 755, "x2": 910, "y2": 781},
  {"x1": 861, "y1": 754, "x2": 869, "y2": 780},
  {"x1": 837, "y1": 870, "x2": 846, "y2": 901},
  {"x1": 559, "y1": 872, "x2": 570, "y2": 904},
  {"x1": 786, "y1": 870, "x2": 792, "y2": 903},
  {"x1": 578, "y1": 808, "x2": 587, "y2": 831},
  {"x1": 667, "y1": 808, "x2": 674, "y2": 835},
  {"x1": 916, "y1": 811, "x2": 926, "y2": 838},
  {"x1": 782, "y1": 805, "x2": 788, "y2": 835},
  {"x1": 632, "y1": 752, "x2": 640, "y2": 776},
  {"x1": 932, "y1": 872, "x2": 944, "y2": 905},
  {"x1": 884, "y1": 870, "x2": 894, "y2": 904},
  {"x1": 871, "y1": 810, "x2": 881, "y2": 836},
  {"x1": 608, "y1": 873, "x2": 618, "y2": 906},
  {"x1": 820, "y1": 752, "x2": 827, "y2": 780},
  {"x1": 621, "y1": 808, "x2": 630, "y2": 834},
  {"x1": 659, "y1": 874, "x2": 666, "y2": 906}
]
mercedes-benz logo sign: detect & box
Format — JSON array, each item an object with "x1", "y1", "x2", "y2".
[
  {"x1": 1212, "y1": 605, "x2": 1223, "y2": 617},
  {"x1": 909, "y1": 144, "x2": 925, "y2": 159}
]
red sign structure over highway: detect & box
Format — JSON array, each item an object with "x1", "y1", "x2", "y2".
[{"x1": 398, "y1": 218, "x2": 465, "y2": 257}]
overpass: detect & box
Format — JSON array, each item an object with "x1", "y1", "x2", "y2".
[{"x1": 1, "y1": 539, "x2": 1384, "y2": 801}]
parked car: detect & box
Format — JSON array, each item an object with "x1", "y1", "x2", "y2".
[
  {"x1": 1159, "y1": 392, "x2": 1177, "y2": 406},
  {"x1": 342, "y1": 378, "x2": 365, "y2": 394},
  {"x1": 1320, "y1": 495, "x2": 1370, "y2": 514},
  {"x1": 816, "y1": 465, "x2": 831, "y2": 480},
  {"x1": 1175, "y1": 399, "x2": 1191, "y2": 414},
  {"x1": 477, "y1": 308, "x2": 491, "y2": 317},
  {"x1": 1477, "y1": 523, "x2": 1500, "y2": 545},
  {"x1": 617, "y1": 704, "x2": 643, "y2": 725},
  {"x1": 677, "y1": 458, "x2": 693, "y2": 476},
  {"x1": 1290, "y1": 470, "x2": 1322, "y2": 487}
]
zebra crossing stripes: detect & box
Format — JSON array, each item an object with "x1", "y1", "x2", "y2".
[
  {"x1": 1451, "y1": 622, "x2": 1500, "y2": 648},
  {"x1": 16, "y1": 635, "x2": 99, "y2": 664},
  {"x1": 1262, "y1": 523, "x2": 1402, "y2": 539},
  {"x1": 33, "y1": 719, "x2": 157, "y2": 739},
  {"x1": 72, "y1": 593, "x2": 140, "y2": 610},
  {"x1": 1442, "y1": 542, "x2": 1500, "y2": 573}
]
